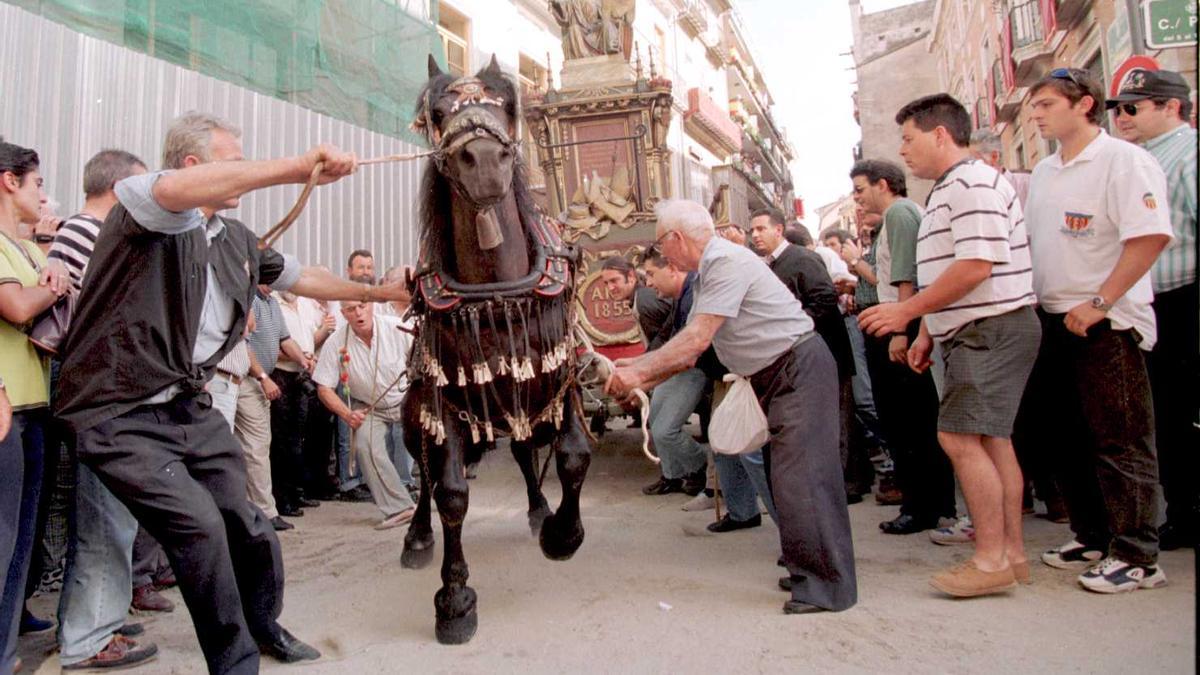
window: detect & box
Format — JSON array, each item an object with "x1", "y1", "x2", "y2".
[
  {"x1": 438, "y1": 4, "x2": 470, "y2": 77},
  {"x1": 655, "y1": 26, "x2": 668, "y2": 75},
  {"x1": 517, "y1": 53, "x2": 547, "y2": 94}
]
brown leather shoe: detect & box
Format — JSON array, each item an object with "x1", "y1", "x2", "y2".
[
  {"x1": 62, "y1": 635, "x2": 158, "y2": 670},
  {"x1": 1013, "y1": 560, "x2": 1032, "y2": 585},
  {"x1": 930, "y1": 560, "x2": 1017, "y2": 597},
  {"x1": 131, "y1": 584, "x2": 175, "y2": 613}
]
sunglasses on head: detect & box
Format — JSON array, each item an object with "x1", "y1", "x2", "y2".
[{"x1": 1050, "y1": 67, "x2": 1089, "y2": 88}]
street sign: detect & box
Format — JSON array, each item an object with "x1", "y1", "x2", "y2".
[
  {"x1": 1110, "y1": 55, "x2": 1161, "y2": 97},
  {"x1": 1143, "y1": 0, "x2": 1198, "y2": 49}
]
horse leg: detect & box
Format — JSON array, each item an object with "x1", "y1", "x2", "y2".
[
  {"x1": 539, "y1": 397, "x2": 591, "y2": 561},
  {"x1": 432, "y1": 426, "x2": 477, "y2": 644},
  {"x1": 511, "y1": 440, "x2": 552, "y2": 536},
  {"x1": 401, "y1": 434, "x2": 436, "y2": 569}
]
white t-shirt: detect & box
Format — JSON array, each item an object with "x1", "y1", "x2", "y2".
[
  {"x1": 917, "y1": 159, "x2": 1035, "y2": 341},
  {"x1": 312, "y1": 315, "x2": 413, "y2": 418},
  {"x1": 1026, "y1": 129, "x2": 1173, "y2": 350}
]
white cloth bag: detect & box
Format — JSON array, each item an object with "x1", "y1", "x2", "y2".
[{"x1": 708, "y1": 373, "x2": 769, "y2": 455}]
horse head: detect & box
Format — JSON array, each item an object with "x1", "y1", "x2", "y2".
[{"x1": 415, "y1": 54, "x2": 521, "y2": 211}]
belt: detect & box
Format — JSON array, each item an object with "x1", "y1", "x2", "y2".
[{"x1": 215, "y1": 370, "x2": 244, "y2": 386}]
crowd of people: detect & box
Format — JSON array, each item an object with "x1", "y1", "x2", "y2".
[
  {"x1": 0, "y1": 65, "x2": 1194, "y2": 672},
  {"x1": 605, "y1": 67, "x2": 1194, "y2": 606}
]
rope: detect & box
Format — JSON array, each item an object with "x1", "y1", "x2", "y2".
[
  {"x1": 258, "y1": 150, "x2": 438, "y2": 250},
  {"x1": 572, "y1": 325, "x2": 657, "y2": 465}
]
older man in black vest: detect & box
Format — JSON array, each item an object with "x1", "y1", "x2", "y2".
[{"x1": 55, "y1": 112, "x2": 409, "y2": 673}]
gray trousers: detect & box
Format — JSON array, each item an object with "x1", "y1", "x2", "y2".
[{"x1": 751, "y1": 336, "x2": 857, "y2": 611}]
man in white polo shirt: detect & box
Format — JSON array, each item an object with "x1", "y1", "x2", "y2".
[
  {"x1": 1023, "y1": 68, "x2": 1173, "y2": 594},
  {"x1": 861, "y1": 94, "x2": 1040, "y2": 598},
  {"x1": 312, "y1": 292, "x2": 416, "y2": 530}
]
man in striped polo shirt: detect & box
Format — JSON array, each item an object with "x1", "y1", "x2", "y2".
[
  {"x1": 1108, "y1": 69, "x2": 1198, "y2": 551},
  {"x1": 860, "y1": 94, "x2": 1040, "y2": 598}
]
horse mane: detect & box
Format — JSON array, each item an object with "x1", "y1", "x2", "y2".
[{"x1": 415, "y1": 66, "x2": 539, "y2": 275}]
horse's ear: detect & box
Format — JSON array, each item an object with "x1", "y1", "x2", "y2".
[
  {"x1": 428, "y1": 54, "x2": 443, "y2": 79},
  {"x1": 483, "y1": 54, "x2": 502, "y2": 78}
]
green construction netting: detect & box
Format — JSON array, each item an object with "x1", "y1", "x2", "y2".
[{"x1": 7, "y1": 0, "x2": 446, "y2": 143}]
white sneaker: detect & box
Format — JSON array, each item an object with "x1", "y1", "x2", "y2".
[
  {"x1": 1078, "y1": 557, "x2": 1168, "y2": 594},
  {"x1": 681, "y1": 492, "x2": 715, "y2": 512},
  {"x1": 1041, "y1": 539, "x2": 1105, "y2": 570},
  {"x1": 929, "y1": 516, "x2": 975, "y2": 545}
]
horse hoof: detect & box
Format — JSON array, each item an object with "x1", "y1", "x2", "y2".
[
  {"x1": 402, "y1": 532, "x2": 435, "y2": 569},
  {"x1": 434, "y1": 586, "x2": 478, "y2": 645},
  {"x1": 401, "y1": 544, "x2": 435, "y2": 569},
  {"x1": 538, "y1": 512, "x2": 584, "y2": 561},
  {"x1": 435, "y1": 610, "x2": 478, "y2": 645},
  {"x1": 527, "y1": 502, "x2": 553, "y2": 536}
]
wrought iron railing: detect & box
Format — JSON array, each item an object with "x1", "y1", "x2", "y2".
[{"x1": 1009, "y1": 0, "x2": 1045, "y2": 50}]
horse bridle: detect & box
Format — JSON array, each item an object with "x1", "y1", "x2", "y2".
[{"x1": 413, "y1": 76, "x2": 523, "y2": 202}]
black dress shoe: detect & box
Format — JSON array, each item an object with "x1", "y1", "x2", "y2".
[
  {"x1": 642, "y1": 476, "x2": 683, "y2": 496},
  {"x1": 846, "y1": 492, "x2": 864, "y2": 505},
  {"x1": 778, "y1": 576, "x2": 793, "y2": 591},
  {"x1": 258, "y1": 627, "x2": 321, "y2": 663},
  {"x1": 681, "y1": 468, "x2": 708, "y2": 497},
  {"x1": 278, "y1": 505, "x2": 304, "y2": 518},
  {"x1": 706, "y1": 514, "x2": 762, "y2": 533},
  {"x1": 336, "y1": 486, "x2": 373, "y2": 502},
  {"x1": 879, "y1": 513, "x2": 936, "y2": 535},
  {"x1": 271, "y1": 516, "x2": 294, "y2": 531},
  {"x1": 777, "y1": 556, "x2": 787, "y2": 568},
  {"x1": 782, "y1": 600, "x2": 829, "y2": 615},
  {"x1": 298, "y1": 498, "x2": 321, "y2": 509}
]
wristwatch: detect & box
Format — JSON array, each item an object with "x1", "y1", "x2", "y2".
[
  {"x1": 1090, "y1": 295, "x2": 1112, "y2": 312},
  {"x1": 34, "y1": 234, "x2": 55, "y2": 244},
  {"x1": 256, "y1": 372, "x2": 270, "y2": 382}
]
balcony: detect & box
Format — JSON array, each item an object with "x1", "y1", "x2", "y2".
[
  {"x1": 684, "y1": 87, "x2": 743, "y2": 157},
  {"x1": 1009, "y1": 0, "x2": 1057, "y2": 86},
  {"x1": 678, "y1": 0, "x2": 709, "y2": 38}
]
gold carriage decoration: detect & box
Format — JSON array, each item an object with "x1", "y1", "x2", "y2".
[{"x1": 523, "y1": 56, "x2": 674, "y2": 347}]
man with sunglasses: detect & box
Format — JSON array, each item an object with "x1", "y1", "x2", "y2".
[
  {"x1": 1023, "y1": 68, "x2": 1173, "y2": 594},
  {"x1": 1107, "y1": 69, "x2": 1198, "y2": 552}
]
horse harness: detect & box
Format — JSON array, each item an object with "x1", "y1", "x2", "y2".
[{"x1": 407, "y1": 211, "x2": 579, "y2": 449}]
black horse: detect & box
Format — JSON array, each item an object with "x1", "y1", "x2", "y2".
[{"x1": 399, "y1": 55, "x2": 592, "y2": 645}]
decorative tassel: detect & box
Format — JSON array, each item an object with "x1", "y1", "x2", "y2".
[
  {"x1": 480, "y1": 360, "x2": 493, "y2": 383},
  {"x1": 484, "y1": 421, "x2": 495, "y2": 443},
  {"x1": 498, "y1": 357, "x2": 509, "y2": 376},
  {"x1": 469, "y1": 422, "x2": 481, "y2": 444},
  {"x1": 457, "y1": 366, "x2": 467, "y2": 387},
  {"x1": 435, "y1": 421, "x2": 446, "y2": 445}
]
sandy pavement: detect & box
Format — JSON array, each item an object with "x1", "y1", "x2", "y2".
[{"x1": 21, "y1": 427, "x2": 1195, "y2": 673}]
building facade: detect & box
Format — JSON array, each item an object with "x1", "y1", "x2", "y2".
[
  {"x1": 927, "y1": 0, "x2": 1197, "y2": 171},
  {"x1": 1, "y1": 1, "x2": 443, "y2": 273},
  {"x1": 849, "y1": 0, "x2": 941, "y2": 205}
]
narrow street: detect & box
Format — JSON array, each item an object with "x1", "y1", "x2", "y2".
[{"x1": 22, "y1": 427, "x2": 1196, "y2": 674}]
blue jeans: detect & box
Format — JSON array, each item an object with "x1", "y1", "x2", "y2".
[
  {"x1": 648, "y1": 368, "x2": 708, "y2": 479},
  {"x1": 336, "y1": 410, "x2": 363, "y2": 491},
  {"x1": 714, "y1": 449, "x2": 778, "y2": 524},
  {"x1": 56, "y1": 464, "x2": 136, "y2": 665},
  {"x1": 1, "y1": 409, "x2": 46, "y2": 672},
  {"x1": 845, "y1": 316, "x2": 886, "y2": 450},
  {"x1": 383, "y1": 420, "x2": 415, "y2": 487}
]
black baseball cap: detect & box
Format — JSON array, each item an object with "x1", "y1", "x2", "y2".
[{"x1": 1106, "y1": 69, "x2": 1192, "y2": 108}]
